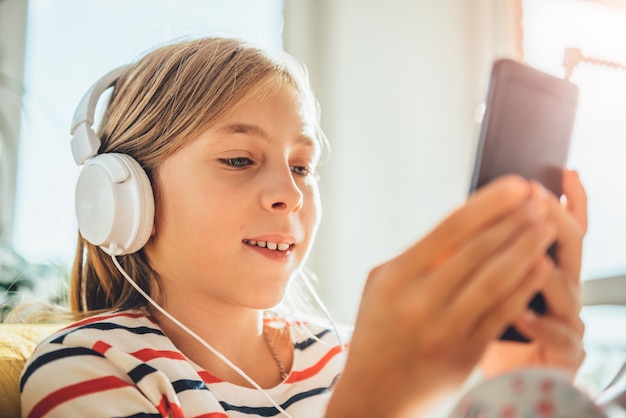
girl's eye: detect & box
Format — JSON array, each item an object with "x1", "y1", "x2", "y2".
[
  {"x1": 219, "y1": 157, "x2": 254, "y2": 169},
  {"x1": 291, "y1": 165, "x2": 310, "y2": 177},
  {"x1": 291, "y1": 165, "x2": 320, "y2": 181}
]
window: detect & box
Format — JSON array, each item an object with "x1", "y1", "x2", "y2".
[
  {"x1": 13, "y1": 0, "x2": 284, "y2": 268},
  {"x1": 523, "y1": 0, "x2": 626, "y2": 394}
]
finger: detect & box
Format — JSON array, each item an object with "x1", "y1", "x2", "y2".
[
  {"x1": 421, "y1": 194, "x2": 550, "y2": 306},
  {"x1": 469, "y1": 256, "x2": 554, "y2": 345},
  {"x1": 542, "y1": 183, "x2": 585, "y2": 281},
  {"x1": 514, "y1": 310, "x2": 586, "y2": 346},
  {"x1": 541, "y1": 267, "x2": 584, "y2": 328},
  {"x1": 562, "y1": 169, "x2": 588, "y2": 233},
  {"x1": 513, "y1": 311, "x2": 586, "y2": 372},
  {"x1": 391, "y1": 176, "x2": 533, "y2": 279},
  {"x1": 443, "y1": 219, "x2": 556, "y2": 335}
]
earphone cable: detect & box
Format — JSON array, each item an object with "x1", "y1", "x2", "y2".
[
  {"x1": 109, "y1": 247, "x2": 295, "y2": 418},
  {"x1": 297, "y1": 269, "x2": 346, "y2": 354}
]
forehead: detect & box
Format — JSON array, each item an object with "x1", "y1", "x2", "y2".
[{"x1": 217, "y1": 82, "x2": 319, "y2": 145}]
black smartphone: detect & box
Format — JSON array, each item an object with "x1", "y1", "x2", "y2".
[{"x1": 469, "y1": 58, "x2": 579, "y2": 342}]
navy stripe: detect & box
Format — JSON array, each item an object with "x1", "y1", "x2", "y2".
[
  {"x1": 82, "y1": 322, "x2": 165, "y2": 335},
  {"x1": 50, "y1": 330, "x2": 73, "y2": 345},
  {"x1": 20, "y1": 347, "x2": 103, "y2": 391},
  {"x1": 52, "y1": 322, "x2": 165, "y2": 345},
  {"x1": 172, "y1": 379, "x2": 208, "y2": 393},
  {"x1": 128, "y1": 363, "x2": 157, "y2": 384},
  {"x1": 294, "y1": 329, "x2": 331, "y2": 351},
  {"x1": 114, "y1": 414, "x2": 162, "y2": 418},
  {"x1": 220, "y1": 386, "x2": 329, "y2": 416}
]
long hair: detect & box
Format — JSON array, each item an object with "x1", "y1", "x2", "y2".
[{"x1": 70, "y1": 37, "x2": 329, "y2": 316}]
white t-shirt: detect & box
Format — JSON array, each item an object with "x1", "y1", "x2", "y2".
[{"x1": 20, "y1": 309, "x2": 349, "y2": 418}]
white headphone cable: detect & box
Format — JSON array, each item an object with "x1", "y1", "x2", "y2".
[
  {"x1": 297, "y1": 269, "x2": 346, "y2": 354},
  {"x1": 109, "y1": 248, "x2": 295, "y2": 418}
]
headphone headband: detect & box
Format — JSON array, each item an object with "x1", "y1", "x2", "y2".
[
  {"x1": 71, "y1": 65, "x2": 154, "y2": 255},
  {"x1": 70, "y1": 66, "x2": 129, "y2": 165}
]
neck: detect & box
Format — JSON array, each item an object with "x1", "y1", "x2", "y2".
[
  {"x1": 152, "y1": 294, "x2": 264, "y2": 355},
  {"x1": 149, "y1": 296, "x2": 291, "y2": 388}
]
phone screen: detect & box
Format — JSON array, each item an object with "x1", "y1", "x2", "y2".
[
  {"x1": 469, "y1": 59, "x2": 579, "y2": 342},
  {"x1": 470, "y1": 59, "x2": 578, "y2": 196}
]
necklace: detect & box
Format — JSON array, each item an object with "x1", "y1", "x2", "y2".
[{"x1": 263, "y1": 326, "x2": 289, "y2": 381}]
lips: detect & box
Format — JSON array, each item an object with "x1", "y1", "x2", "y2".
[{"x1": 242, "y1": 239, "x2": 292, "y2": 252}]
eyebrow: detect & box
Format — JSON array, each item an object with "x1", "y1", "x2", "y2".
[
  {"x1": 216, "y1": 123, "x2": 268, "y2": 138},
  {"x1": 215, "y1": 123, "x2": 318, "y2": 149}
]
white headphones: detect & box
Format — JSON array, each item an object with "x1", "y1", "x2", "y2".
[{"x1": 70, "y1": 67, "x2": 155, "y2": 256}]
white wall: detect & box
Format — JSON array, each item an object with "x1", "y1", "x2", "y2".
[
  {"x1": 284, "y1": 0, "x2": 523, "y2": 323},
  {"x1": 0, "y1": 0, "x2": 28, "y2": 244}
]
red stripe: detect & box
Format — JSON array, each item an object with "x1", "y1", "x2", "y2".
[
  {"x1": 131, "y1": 348, "x2": 187, "y2": 362},
  {"x1": 287, "y1": 345, "x2": 344, "y2": 383},
  {"x1": 156, "y1": 395, "x2": 188, "y2": 418},
  {"x1": 63, "y1": 311, "x2": 149, "y2": 330},
  {"x1": 156, "y1": 396, "x2": 168, "y2": 416},
  {"x1": 285, "y1": 319, "x2": 308, "y2": 327},
  {"x1": 92, "y1": 340, "x2": 112, "y2": 355},
  {"x1": 197, "y1": 370, "x2": 224, "y2": 384},
  {"x1": 168, "y1": 400, "x2": 185, "y2": 418},
  {"x1": 263, "y1": 318, "x2": 309, "y2": 327},
  {"x1": 28, "y1": 376, "x2": 129, "y2": 418}
]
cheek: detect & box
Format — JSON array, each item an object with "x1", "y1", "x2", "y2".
[
  {"x1": 154, "y1": 180, "x2": 230, "y2": 246},
  {"x1": 181, "y1": 190, "x2": 243, "y2": 238},
  {"x1": 305, "y1": 183, "x2": 323, "y2": 232}
]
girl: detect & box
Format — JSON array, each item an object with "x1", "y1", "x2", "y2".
[{"x1": 20, "y1": 37, "x2": 587, "y2": 417}]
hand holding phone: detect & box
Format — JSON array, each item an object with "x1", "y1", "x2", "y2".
[{"x1": 469, "y1": 59, "x2": 579, "y2": 342}]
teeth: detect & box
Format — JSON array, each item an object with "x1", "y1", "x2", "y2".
[{"x1": 243, "y1": 240, "x2": 291, "y2": 252}]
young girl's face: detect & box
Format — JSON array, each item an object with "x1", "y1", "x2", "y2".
[{"x1": 144, "y1": 81, "x2": 322, "y2": 312}]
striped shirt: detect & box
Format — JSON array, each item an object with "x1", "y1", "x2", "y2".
[{"x1": 20, "y1": 310, "x2": 350, "y2": 418}]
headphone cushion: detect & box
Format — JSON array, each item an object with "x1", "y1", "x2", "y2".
[{"x1": 75, "y1": 153, "x2": 154, "y2": 255}]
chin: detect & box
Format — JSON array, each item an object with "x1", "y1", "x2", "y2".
[
  {"x1": 248, "y1": 287, "x2": 289, "y2": 311},
  {"x1": 256, "y1": 295, "x2": 287, "y2": 311}
]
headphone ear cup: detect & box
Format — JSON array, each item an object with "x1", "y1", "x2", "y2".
[{"x1": 75, "y1": 153, "x2": 154, "y2": 255}]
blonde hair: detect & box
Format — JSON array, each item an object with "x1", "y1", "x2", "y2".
[{"x1": 71, "y1": 37, "x2": 328, "y2": 316}]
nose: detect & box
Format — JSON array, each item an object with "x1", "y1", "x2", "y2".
[{"x1": 261, "y1": 164, "x2": 304, "y2": 213}]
